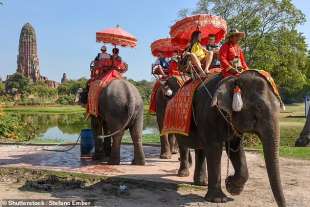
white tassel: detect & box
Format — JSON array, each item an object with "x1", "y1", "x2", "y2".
[
  {"x1": 232, "y1": 86, "x2": 243, "y2": 112},
  {"x1": 165, "y1": 88, "x2": 173, "y2": 97}
]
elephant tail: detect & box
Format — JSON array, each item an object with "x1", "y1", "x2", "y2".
[{"x1": 99, "y1": 93, "x2": 136, "y2": 138}]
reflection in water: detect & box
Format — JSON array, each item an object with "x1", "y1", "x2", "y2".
[{"x1": 10, "y1": 113, "x2": 158, "y2": 142}]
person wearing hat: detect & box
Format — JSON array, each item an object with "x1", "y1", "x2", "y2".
[
  {"x1": 219, "y1": 29, "x2": 248, "y2": 77},
  {"x1": 95, "y1": 45, "x2": 111, "y2": 61}
]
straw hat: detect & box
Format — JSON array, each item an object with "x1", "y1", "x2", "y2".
[{"x1": 227, "y1": 29, "x2": 245, "y2": 38}]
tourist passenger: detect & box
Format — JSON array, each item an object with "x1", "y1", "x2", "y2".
[
  {"x1": 167, "y1": 52, "x2": 180, "y2": 76},
  {"x1": 112, "y1": 47, "x2": 122, "y2": 62},
  {"x1": 219, "y1": 29, "x2": 248, "y2": 77},
  {"x1": 153, "y1": 52, "x2": 169, "y2": 77},
  {"x1": 206, "y1": 34, "x2": 221, "y2": 68},
  {"x1": 185, "y1": 30, "x2": 213, "y2": 76},
  {"x1": 95, "y1": 45, "x2": 111, "y2": 61}
]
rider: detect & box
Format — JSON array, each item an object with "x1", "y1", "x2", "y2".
[
  {"x1": 186, "y1": 30, "x2": 213, "y2": 76},
  {"x1": 206, "y1": 34, "x2": 221, "y2": 68},
  {"x1": 153, "y1": 52, "x2": 169, "y2": 77},
  {"x1": 112, "y1": 47, "x2": 122, "y2": 62},
  {"x1": 167, "y1": 51, "x2": 180, "y2": 76},
  {"x1": 95, "y1": 45, "x2": 111, "y2": 61},
  {"x1": 219, "y1": 29, "x2": 248, "y2": 77}
]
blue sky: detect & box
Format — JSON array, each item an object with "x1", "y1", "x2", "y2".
[{"x1": 0, "y1": 0, "x2": 309, "y2": 82}]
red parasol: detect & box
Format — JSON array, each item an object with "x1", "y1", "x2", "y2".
[
  {"x1": 96, "y1": 25, "x2": 137, "y2": 48},
  {"x1": 150, "y1": 38, "x2": 184, "y2": 58},
  {"x1": 170, "y1": 14, "x2": 227, "y2": 47}
]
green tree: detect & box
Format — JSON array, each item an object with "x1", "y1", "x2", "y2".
[
  {"x1": 5, "y1": 73, "x2": 31, "y2": 94},
  {"x1": 0, "y1": 81, "x2": 4, "y2": 93},
  {"x1": 57, "y1": 78, "x2": 87, "y2": 95},
  {"x1": 30, "y1": 81, "x2": 57, "y2": 97},
  {"x1": 182, "y1": 0, "x2": 308, "y2": 101}
]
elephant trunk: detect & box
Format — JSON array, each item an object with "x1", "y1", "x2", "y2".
[{"x1": 259, "y1": 120, "x2": 286, "y2": 207}]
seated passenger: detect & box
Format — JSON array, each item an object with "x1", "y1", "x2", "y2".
[
  {"x1": 219, "y1": 29, "x2": 249, "y2": 77},
  {"x1": 152, "y1": 52, "x2": 169, "y2": 77},
  {"x1": 167, "y1": 52, "x2": 180, "y2": 76},
  {"x1": 95, "y1": 45, "x2": 111, "y2": 61},
  {"x1": 112, "y1": 47, "x2": 122, "y2": 62},
  {"x1": 111, "y1": 47, "x2": 127, "y2": 72},
  {"x1": 206, "y1": 34, "x2": 221, "y2": 69},
  {"x1": 185, "y1": 31, "x2": 213, "y2": 76}
]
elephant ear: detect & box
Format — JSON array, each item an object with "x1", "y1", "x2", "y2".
[{"x1": 211, "y1": 77, "x2": 237, "y2": 114}]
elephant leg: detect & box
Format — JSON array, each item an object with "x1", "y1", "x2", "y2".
[
  {"x1": 129, "y1": 118, "x2": 145, "y2": 165},
  {"x1": 193, "y1": 149, "x2": 207, "y2": 186},
  {"x1": 160, "y1": 134, "x2": 172, "y2": 159},
  {"x1": 108, "y1": 131, "x2": 124, "y2": 165},
  {"x1": 169, "y1": 134, "x2": 179, "y2": 154},
  {"x1": 205, "y1": 142, "x2": 230, "y2": 203},
  {"x1": 178, "y1": 146, "x2": 191, "y2": 177},
  {"x1": 103, "y1": 137, "x2": 112, "y2": 157},
  {"x1": 225, "y1": 138, "x2": 249, "y2": 195},
  {"x1": 91, "y1": 118, "x2": 105, "y2": 161}
]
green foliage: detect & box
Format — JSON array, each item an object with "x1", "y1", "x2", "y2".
[
  {"x1": 5, "y1": 73, "x2": 31, "y2": 94},
  {"x1": 0, "y1": 81, "x2": 4, "y2": 92},
  {"x1": 0, "y1": 114, "x2": 35, "y2": 141},
  {"x1": 29, "y1": 81, "x2": 57, "y2": 97},
  {"x1": 56, "y1": 95, "x2": 76, "y2": 105},
  {"x1": 58, "y1": 78, "x2": 87, "y2": 95},
  {"x1": 183, "y1": 0, "x2": 309, "y2": 102},
  {"x1": 128, "y1": 79, "x2": 153, "y2": 104}
]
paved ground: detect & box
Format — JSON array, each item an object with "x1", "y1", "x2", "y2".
[{"x1": 0, "y1": 144, "x2": 309, "y2": 207}]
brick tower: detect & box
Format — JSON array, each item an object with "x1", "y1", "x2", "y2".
[{"x1": 16, "y1": 23, "x2": 41, "y2": 82}]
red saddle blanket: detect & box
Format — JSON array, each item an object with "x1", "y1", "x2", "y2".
[
  {"x1": 161, "y1": 79, "x2": 202, "y2": 136},
  {"x1": 148, "y1": 76, "x2": 187, "y2": 114},
  {"x1": 149, "y1": 81, "x2": 161, "y2": 114},
  {"x1": 87, "y1": 70, "x2": 122, "y2": 117}
]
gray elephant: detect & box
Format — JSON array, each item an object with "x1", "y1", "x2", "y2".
[
  {"x1": 157, "y1": 77, "x2": 206, "y2": 186},
  {"x1": 175, "y1": 71, "x2": 286, "y2": 206},
  {"x1": 76, "y1": 79, "x2": 145, "y2": 165},
  {"x1": 295, "y1": 109, "x2": 310, "y2": 147},
  {"x1": 155, "y1": 77, "x2": 180, "y2": 159}
]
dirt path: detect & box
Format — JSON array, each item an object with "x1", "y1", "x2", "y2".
[{"x1": 0, "y1": 145, "x2": 309, "y2": 206}]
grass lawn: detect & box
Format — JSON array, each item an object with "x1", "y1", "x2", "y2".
[{"x1": 3, "y1": 105, "x2": 85, "y2": 114}]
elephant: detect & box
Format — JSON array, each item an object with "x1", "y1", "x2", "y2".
[
  {"x1": 295, "y1": 108, "x2": 310, "y2": 147},
  {"x1": 155, "y1": 77, "x2": 181, "y2": 159},
  {"x1": 157, "y1": 77, "x2": 206, "y2": 186},
  {"x1": 175, "y1": 71, "x2": 286, "y2": 206},
  {"x1": 76, "y1": 79, "x2": 145, "y2": 165}
]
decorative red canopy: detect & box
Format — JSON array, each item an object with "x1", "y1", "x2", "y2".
[
  {"x1": 170, "y1": 14, "x2": 227, "y2": 47},
  {"x1": 150, "y1": 38, "x2": 184, "y2": 58},
  {"x1": 96, "y1": 25, "x2": 137, "y2": 48}
]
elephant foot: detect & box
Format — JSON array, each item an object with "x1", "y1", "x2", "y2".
[
  {"x1": 171, "y1": 148, "x2": 179, "y2": 154},
  {"x1": 225, "y1": 175, "x2": 245, "y2": 195},
  {"x1": 193, "y1": 178, "x2": 207, "y2": 186},
  {"x1": 92, "y1": 153, "x2": 107, "y2": 161},
  {"x1": 178, "y1": 168, "x2": 190, "y2": 177},
  {"x1": 131, "y1": 158, "x2": 145, "y2": 165},
  {"x1": 160, "y1": 152, "x2": 172, "y2": 159},
  {"x1": 108, "y1": 157, "x2": 120, "y2": 165},
  {"x1": 205, "y1": 189, "x2": 232, "y2": 203}
]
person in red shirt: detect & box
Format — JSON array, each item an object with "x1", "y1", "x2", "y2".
[{"x1": 219, "y1": 29, "x2": 249, "y2": 77}]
